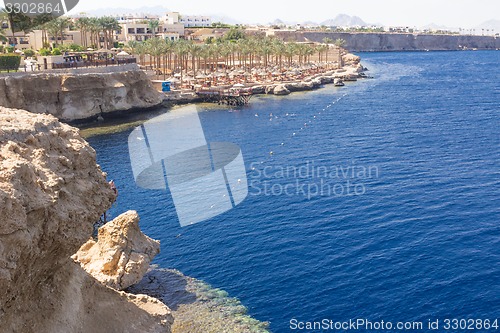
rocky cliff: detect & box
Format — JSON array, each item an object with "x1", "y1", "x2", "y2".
[
  {"x1": 73, "y1": 210, "x2": 160, "y2": 290},
  {"x1": 0, "y1": 108, "x2": 171, "y2": 333},
  {"x1": 0, "y1": 65, "x2": 162, "y2": 122},
  {"x1": 275, "y1": 31, "x2": 500, "y2": 52}
]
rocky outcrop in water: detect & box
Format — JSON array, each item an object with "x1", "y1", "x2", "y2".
[
  {"x1": 73, "y1": 210, "x2": 160, "y2": 290},
  {"x1": 0, "y1": 65, "x2": 162, "y2": 122},
  {"x1": 273, "y1": 84, "x2": 291, "y2": 95},
  {"x1": 0, "y1": 107, "x2": 172, "y2": 333}
]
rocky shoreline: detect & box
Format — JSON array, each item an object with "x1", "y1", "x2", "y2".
[
  {"x1": 0, "y1": 108, "x2": 270, "y2": 332},
  {"x1": 0, "y1": 64, "x2": 163, "y2": 122},
  {"x1": 0, "y1": 55, "x2": 365, "y2": 124},
  {"x1": 161, "y1": 61, "x2": 366, "y2": 106},
  {"x1": 129, "y1": 268, "x2": 270, "y2": 333}
]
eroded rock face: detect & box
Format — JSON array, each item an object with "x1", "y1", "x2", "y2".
[
  {"x1": 273, "y1": 84, "x2": 290, "y2": 95},
  {"x1": 73, "y1": 210, "x2": 160, "y2": 290},
  {"x1": 0, "y1": 65, "x2": 162, "y2": 121},
  {"x1": 342, "y1": 53, "x2": 361, "y2": 64},
  {"x1": 0, "y1": 108, "x2": 171, "y2": 333}
]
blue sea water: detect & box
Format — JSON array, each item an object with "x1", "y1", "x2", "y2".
[{"x1": 88, "y1": 51, "x2": 500, "y2": 332}]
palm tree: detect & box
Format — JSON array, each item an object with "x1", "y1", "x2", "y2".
[
  {"x1": 218, "y1": 42, "x2": 231, "y2": 69},
  {"x1": 334, "y1": 38, "x2": 346, "y2": 48},
  {"x1": 1, "y1": 9, "x2": 34, "y2": 46},
  {"x1": 199, "y1": 45, "x2": 210, "y2": 74},
  {"x1": 174, "y1": 39, "x2": 188, "y2": 81},
  {"x1": 333, "y1": 38, "x2": 346, "y2": 68},
  {"x1": 0, "y1": 11, "x2": 7, "y2": 43},
  {"x1": 271, "y1": 38, "x2": 286, "y2": 69},
  {"x1": 87, "y1": 17, "x2": 101, "y2": 48},
  {"x1": 75, "y1": 18, "x2": 87, "y2": 47},
  {"x1": 284, "y1": 42, "x2": 297, "y2": 66},
  {"x1": 45, "y1": 18, "x2": 70, "y2": 46},
  {"x1": 0, "y1": 29, "x2": 6, "y2": 43},
  {"x1": 98, "y1": 17, "x2": 121, "y2": 49},
  {"x1": 258, "y1": 38, "x2": 273, "y2": 67},
  {"x1": 163, "y1": 39, "x2": 174, "y2": 73},
  {"x1": 145, "y1": 37, "x2": 165, "y2": 73},
  {"x1": 316, "y1": 44, "x2": 327, "y2": 62},
  {"x1": 148, "y1": 20, "x2": 160, "y2": 39},
  {"x1": 127, "y1": 40, "x2": 147, "y2": 65},
  {"x1": 323, "y1": 37, "x2": 333, "y2": 66},
  {"x1": 186, "y1": 41, "x2": 202, "y2": 73}
]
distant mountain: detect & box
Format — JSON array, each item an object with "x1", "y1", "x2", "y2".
[
  {"x1": 474, "y1": 19, "x2": 500, "y2": 34},
  {"x1": 301, "y1": 21, "x2": 319, "y2": 27},
  {"x1": 270, "y1": 19, "x2": 287, "y2": 26},
  {"x1": 420, "y1": 23, "x2": 458, "y2": 31},
  {"x1": 79, "y1": 6, "x2": 169, "y2": 17},
  {"x1": 210, "y1": 15, "x2": 242, "y2": 25},
  {"x1": 320, "y1": 14, "x2": 368, "y2": 27},
  {"x1": 265, "y1": 14, "x2": 369, "y2": 27}
]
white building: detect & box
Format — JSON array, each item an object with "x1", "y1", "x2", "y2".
[
  {"x1": 161, "y1": 12, "x2": 211, "y2": 28},
  {"x1": 179, "y1": 15, "x2": 211, "y2": 28},
  {"x1": 117, "y1": 22, "x2": 182, "y2": 42},
  {"x1": 161, "y1": 12, "x2": 180, "y2": 25},
  {"x1": 114, "y1": 13, "x2": 160, "y2": 24}
]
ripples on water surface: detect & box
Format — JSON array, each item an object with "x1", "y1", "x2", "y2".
[{"x1": 88, "y1": 51, "x2": 500, "y2": 332}]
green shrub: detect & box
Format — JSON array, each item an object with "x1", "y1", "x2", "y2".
[
  {"x1": 39, "y1": 48, "x2": 50, "y2": 56},
  {"x1": 0, "y1": 54, "x2": 21, "y2": 71},
  {"x1": 6, "y1": 46, "x2": 15, "y2": 53},
  {"x1": 51, "y1": 48, "x2": 62, "y2": 55},
  {"x1": 69, "y1": 43, "x2": 83, "y2": 52},
  {"x1": 58, "y1": 45, "x2": 70, "y2": 52},
  {"x1": 23, "y1": 49, "x2": 35, "y2": 57}
]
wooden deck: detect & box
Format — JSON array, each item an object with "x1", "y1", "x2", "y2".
[{"x1": 196, "y1": 88, "x2": 252, "y2": 106}]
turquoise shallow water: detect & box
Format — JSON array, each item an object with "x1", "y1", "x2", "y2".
[{"x1": 88, "y1": 51, "x2": 500, "y2": 332}]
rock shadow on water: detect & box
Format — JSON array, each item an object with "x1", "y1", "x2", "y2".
[
  {"x1": 128, "y1": 267, "x2": 271, "y2": 333},
  {"x1": 128, "y1": 267, "x2": 197, "y2": 310}
]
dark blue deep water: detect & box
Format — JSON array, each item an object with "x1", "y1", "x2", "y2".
[{"x1": 88, "y1": 51, "x2": 500, "y2": 332}]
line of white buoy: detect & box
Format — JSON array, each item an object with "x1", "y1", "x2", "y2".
[{"x1": 250, "y1": 93, "x2": 349, "y2": 171}]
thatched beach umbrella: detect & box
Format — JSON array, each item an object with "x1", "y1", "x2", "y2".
[{"x1": 116, "y1": 51, "x2": 130, "y2": 57}]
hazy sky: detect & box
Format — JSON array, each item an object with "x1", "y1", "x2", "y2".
[{"x1": 73, "y1": 0, "x2": 499, "y2": 28}]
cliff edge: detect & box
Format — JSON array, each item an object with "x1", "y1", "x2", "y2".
[
  {"x1": 0, "y1": 65, "x2": 162, "y2": 122},
  {"x1": 0, "y1": 108, "x2": 171, "y2": 333}
]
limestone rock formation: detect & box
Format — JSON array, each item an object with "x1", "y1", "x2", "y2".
[
  {"x1": 0, "y1": 65, "x2": 162, "y2": 121},
  {"x1": 273, "y1": 84, "x2": 290, "y2": 95},
  {"x1": 73, "y1": 210, "x2": 160, "y2": 290},
  {"x1": 265, "y1": 85, "x2": 275, "y2": 94},
  {"x1": 273, "y1": 31, "x2": 500, "y2": 52},
  {"x1": 342, "y1": 53, "x2": 361, "y2": 64},
  {"x1": 250, "y1": 85, "x2": 266, "y2": 94},
  {"x1": 0, "y1": 108, "x2": 172, "y2": 333}
]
